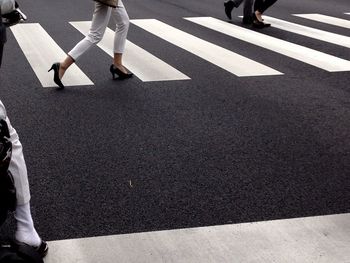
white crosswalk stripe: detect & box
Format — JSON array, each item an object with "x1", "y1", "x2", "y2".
[
  {"x1": 293, "y1": 14, "x2": 350, "y2": 29},
  {"x1": 44, "y1": 213, "x2": 350, "y2": 263},
  {"x1": 240, "y1": 15, "x2": 350, "y2": 48},
  {"x1": 185, "y1": 17, "x2": 350, "y2": 72},
  {"x1": 130, "y1": 19, "x2": 283, "y2": 77},
  {"x1": 10, "y1": 23, "x2": 94, "y2": 88},
  {"x1": 70, "y1": 21, "x2": 190, "y2": 82}
]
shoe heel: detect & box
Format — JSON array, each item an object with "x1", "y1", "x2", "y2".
[
  {"x1": 111, "y1": 72, "x2": 116, "y2": 80},
  {"x1": 110, "y1": 65, "x2": 116, "y2": 79},
  {"x1": 48, "y1": 63, "x2": 65, "y2": 89}
]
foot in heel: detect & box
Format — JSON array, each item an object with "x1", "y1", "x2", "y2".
[
  {"x1": 48, "y1": 63, "x2": 65, "y2": 89},
  {"x1": 110, "y1": 64, "x2": 133, "y2": 80}
]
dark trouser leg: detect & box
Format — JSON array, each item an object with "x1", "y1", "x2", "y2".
[
  {"x1": 233, "y1": 0, "x2": 244, "y2": 7},
  {"x1": 255, "y1": 0, "x2": 278, "y2": 13},
  {"x1": 243, "y1": 0, "x2": 253, "y2": 18},
  {"x1": 254, "y1": 0, "x2": 263, "y2": 12}
]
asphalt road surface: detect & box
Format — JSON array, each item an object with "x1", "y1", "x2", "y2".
[{"x1": 0, "y1": 0, "x2": 349, "y2": 243}]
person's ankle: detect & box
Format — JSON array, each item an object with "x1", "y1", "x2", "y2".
[
  {"x1": 58, "y1": 66, "x2": 66, "y2": 79},
  {"x1": 255, "y1": 11, "x2": 263, "y2": 22},
  {"x1": 114, "y1": 64, "x2": 127, "y2": 73}
]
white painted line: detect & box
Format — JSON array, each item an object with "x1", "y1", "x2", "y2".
[
  {"x1": 239, "y1": 15, "x2": 350, "y2": 49},
  {"x1": 70, "y1": 21, "x2": 190, "y2": 82},
  {"x1": 186, "y1": 17, "x2": 350, "y2": 72},
  {"x1": 293, "y1": 14, "x2": 350, "y2": 29},
  {"x1": 44, "y1": 213, "x2": 350, "y2": 263},
  {"x1": 10, "y1": 24, "x2": 93, "y2": 88},
  {"x1": 345, "y1": 13, "x2": 350, "y2": 15},
  {"x1": 131, "y1": 19, "x2": 282, "y2": 77}
]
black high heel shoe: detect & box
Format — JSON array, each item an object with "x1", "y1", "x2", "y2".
[
  {"x1": 110, "y1": 65, "x2": 133, "y2": 80},
  {"x1": 48, "y1": 63, "x2": 65, "y2": 89}
]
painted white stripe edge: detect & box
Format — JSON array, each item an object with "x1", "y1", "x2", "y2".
[
  {"x1": 239, "y1": 15, "x2": 350, "y2": 49},
  {"x1": 70, "y1": 21, "x2": 190, "y2": 82},
  {"x1": 293, "y1": 14, "x2": 350, "y2": 29},
  {"x1": 10, "y1": 23, "x2": 93, "y2": 88},
  {"x1": 131, "y1": 19, "x2": 283, "y2": 77},
  {"x1": 185, "y1": 17, "x2": 350, "y2": 72},
  {"x1": 44, "y1": 213, "x2": 350, "y2": 263}
]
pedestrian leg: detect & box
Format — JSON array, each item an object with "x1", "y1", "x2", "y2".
[{"x1": 242, "y1": 0, "x2": 254, "y2": 24}]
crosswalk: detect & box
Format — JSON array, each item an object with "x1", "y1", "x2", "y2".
[{"x1": 8, "y1": 12, "x2": 350, "y2": 88}]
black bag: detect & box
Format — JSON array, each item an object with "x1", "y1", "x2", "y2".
[
  {"x1": 0, "y1": 119, "x2": 16, "y2": 227},
  {"x1": 0, "y1": 244, "x2": 43, "y2": 263},
  {"x1": 2, "y1": 10, "x2": 21, "y2": 26},
  {"x1": 1, "y1": 1, "x2": 27, "y2": 27}
]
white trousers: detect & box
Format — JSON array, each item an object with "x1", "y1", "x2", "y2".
[
  {"x1": 0, "y1": 100, "x2": 30, "y2": 205},
  {"x1": 68, "y1": 0, "x2": 130, "y2": 61}
]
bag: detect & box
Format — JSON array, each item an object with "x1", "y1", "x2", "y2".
[
  {"x1": 93, "y1": 0, "x2": 118, "y2": 8},
  {"x1": 0, "y1": 244, "x2": 43, "y2": 263},
  {"x1": 0, "y1": 170, "x2": 16, "y2": 226},
  {"x1": 0, "y1": 119, "x2": 16, "y2": 227}
]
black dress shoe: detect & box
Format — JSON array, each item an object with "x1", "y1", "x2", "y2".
[
  {"x1": 224, "y1": 1, "x2": 236, "y2": 20},
  {"x1": 252, "y1": 20, "x2": 271, "y2": 28},
  {"x1": 48, "y1": 63, "x2": 65, "y2": 89}
]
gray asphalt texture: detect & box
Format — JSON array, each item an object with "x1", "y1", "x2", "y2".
[{"x1": 0, "y1": 0, "x2": 349, "y2": 241}]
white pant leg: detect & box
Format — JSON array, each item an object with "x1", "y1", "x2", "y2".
[
  {"x1": 0, "y1": 100, "x2": 6, "y2": 119},
  {"x1": 0, "y1": 100, "x2": 30, "y2": 205},
  {"x1": 68, "y1": 2, "x2": 112, "y2": 61},
  {"x1": 112, "y1": 0, "x2": 130, "y2": 54}
]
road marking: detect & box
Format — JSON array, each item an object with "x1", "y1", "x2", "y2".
[
  {"x1": 293, "y1": 14, "x2": 350, "y2": 29},
  {"x1": 239, "y1": 15, "x2": 350, "y2": 49},
  {"x1": 185, "y1": 17, "x2": 350, "y2": 72},
  {"x1": 70, "y1": 21, "x2": 190, "y2": 82},
  {"x1": 44, "y1": 213, "x2": 350, "y2": 263},
  {"x1": 130, "y1": 19, "x2": 282, "y2": 77},
  {"x1": 10, "y1": 23, "x2": 93, "y2": 88}
]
